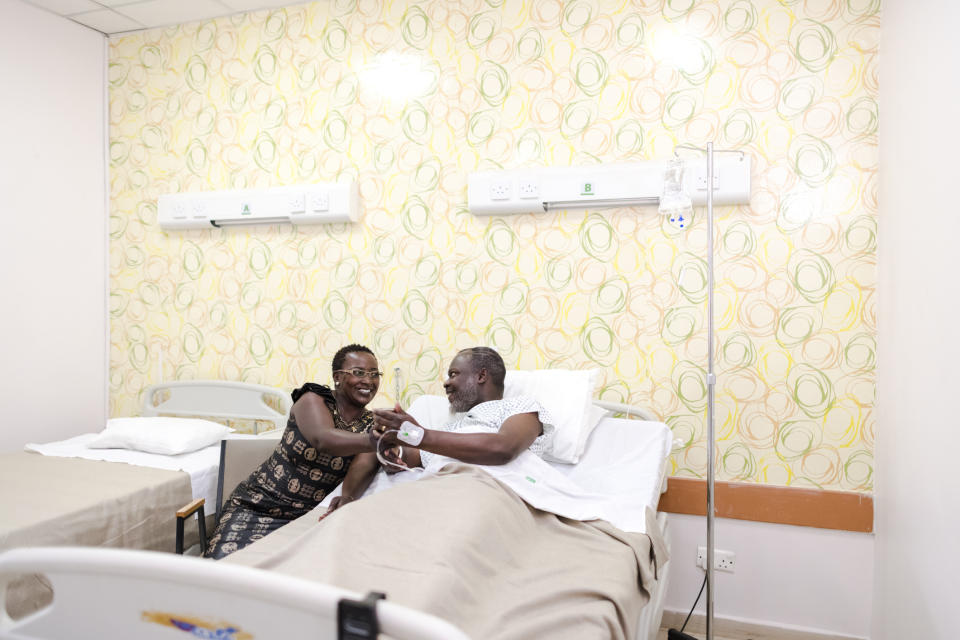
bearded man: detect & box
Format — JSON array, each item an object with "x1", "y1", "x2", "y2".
[{"x1": 372, "y1": 347, "x2": 555, "y2": 469}]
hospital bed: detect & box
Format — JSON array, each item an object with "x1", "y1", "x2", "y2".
[
  {"x1": 0, "y1": 389, "x2": 673, "y2": 640},
  {"x1": 280, "y1": 395, "x2": 674, "y2": 640},
  {"x1": 0, "y1": 380, "x2": 290, "y2": 618}
]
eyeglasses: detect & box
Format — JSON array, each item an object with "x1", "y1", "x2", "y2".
[{"x1": 334, "y1": 369, "x2": 383, "y2": 380}]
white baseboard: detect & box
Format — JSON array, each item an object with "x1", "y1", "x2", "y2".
[{"x1": 661, "y1": 610, "x2": 868, "y2": 640}]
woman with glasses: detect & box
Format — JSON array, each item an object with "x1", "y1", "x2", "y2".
[{"x1": 205, "y1": 344, "x2": 386, "y2": 559}]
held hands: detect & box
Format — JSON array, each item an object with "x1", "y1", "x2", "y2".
[
  {"x1": 380, "y1": 444, "x2": 406, "y2": 473},
  {"x1": 366, "y1": 403, "x2": 413, "y2": 449},
  {"x1": 371, "y1": 404, "x2": 419, "y2": 445},
  {"x1": 371, "y1": 405, "x2": 423, "y2": 472}
]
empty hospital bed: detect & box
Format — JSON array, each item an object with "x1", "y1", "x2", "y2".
[{"x1": 0, "y1": 380, "x2": 289, "y2": 618}]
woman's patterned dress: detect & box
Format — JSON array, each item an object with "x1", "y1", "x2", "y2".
[{"x1": 205, "y1": 383, "x2": 374, "y2": 559}]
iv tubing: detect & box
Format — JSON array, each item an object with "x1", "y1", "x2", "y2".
[{"x1": 374, "y1": 428, "x2": 413, "y2": 472}]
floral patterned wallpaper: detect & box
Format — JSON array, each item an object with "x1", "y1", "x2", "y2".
[{"x1": 109, "y1": 0, "x2": 878, "y2": 491}]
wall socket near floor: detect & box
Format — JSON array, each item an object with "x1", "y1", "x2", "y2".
[{"x1": 696, "y1": 546, "x2": 736, "y2": 572}]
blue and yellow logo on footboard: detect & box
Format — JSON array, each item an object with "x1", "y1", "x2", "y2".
[{"x1": 141, "y1": 611, "x2": 253, "y2": 639}]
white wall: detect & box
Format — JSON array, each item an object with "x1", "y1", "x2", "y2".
[
  {"x1": 0, "y1": 0, "x2": 106, "y2": 452},
  {"x1": 665, "y1": 514, "x2": 873, "y2": 638},
  {"x1": 873, "y1": 1, "x2": 960, "y2": 638}
]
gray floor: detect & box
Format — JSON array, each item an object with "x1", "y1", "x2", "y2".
[
  {"x1": 658, "y1": 631, "x2": 740, "y2": 640},
  {"x1": 657, "y1": 628, "x2": 799, "y2": 640}
]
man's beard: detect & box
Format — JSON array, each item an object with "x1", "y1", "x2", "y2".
[{"x1": 448, "y1": 377, "x2": 481, "y2": 413}]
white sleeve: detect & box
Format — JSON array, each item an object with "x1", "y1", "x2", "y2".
[{"x1": 503, "y1": 396, "x2": 556, "y2": 459}]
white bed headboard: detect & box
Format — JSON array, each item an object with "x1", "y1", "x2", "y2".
[{"x1": 141, "y1": 380, "x2": 292, "y2": 433}]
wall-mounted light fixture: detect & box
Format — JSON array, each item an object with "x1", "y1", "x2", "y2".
[
  {"x1": 157, "y1": 182, "x2": 359, "y2": 230},
  {"x1": 466, "y1": 155, "x2": 750, "y2": 217}
]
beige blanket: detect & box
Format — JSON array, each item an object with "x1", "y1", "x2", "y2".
[
  {"x1": 0, "y1": 452, "x2": 195, "y2": 618},
  {"x1": 227, "y1": 464, "x2": 666, "y2": 640}
]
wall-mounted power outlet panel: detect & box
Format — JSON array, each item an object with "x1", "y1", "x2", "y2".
[
  {"x1": 697, "y1": 546, "x2": 736, "y2": 572},
  {"x1": 158, "y1": 182, "x2": 359, "y2": 230},
  {"x1": 490, "y1": 180, "x2": 512, "y2": 201},
  {"x1": 467, "y1": 155, "x2": 751, "y2": 216},
  {"x1": 518, "y1": 180, "x2": 540, "y2": 199}
]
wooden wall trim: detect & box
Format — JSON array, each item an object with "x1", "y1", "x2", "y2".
[{"x1": 657, "y1": 477, "x2": 874, "y2": 533}]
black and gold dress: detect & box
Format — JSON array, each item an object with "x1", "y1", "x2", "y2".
[{"x1": 205, "y1": 383, "x2": 374, "y2": 559}]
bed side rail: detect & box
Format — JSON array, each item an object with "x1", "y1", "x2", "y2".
[{"x1": 592, "y1": 400, "x2": 657, "y2": 422}]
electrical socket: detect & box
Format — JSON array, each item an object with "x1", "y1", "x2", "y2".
[
  {"x1": 695, "y1": 170, "x2": 720, "y2": 191},
  {"x1": 696, "y1": 546, "x2": 736, "y2": 572},
  {"x1": 309, "y1": 192, "x2": 330, "y2": 212},
  {"x1": 717, "y1": 551, "x2": 735, "y2": 572},
  {"x1": 490, "y1": 180, "x2": 512, "y2": 201},
  {"x1": 288, "y1": 193, "x2": 306, "y2": 214},
  {"x1": 518, "y1": 180, "x2": 540, "y2": 199}
]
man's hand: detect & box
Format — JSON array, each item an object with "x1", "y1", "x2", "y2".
[
  {"x1": 372, "y1": 404, "x2": 417, "y2": 429},
  {"x1": 372, "y1": 404, "x2": 420, "y2": 445}
]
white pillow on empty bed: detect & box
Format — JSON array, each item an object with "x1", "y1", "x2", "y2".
[{"x1": 87, "y1": 417, "x2": 233, "y2": 455}]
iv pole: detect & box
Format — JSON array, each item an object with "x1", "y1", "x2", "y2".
[
  {"x1": 705, "y1": 141, "x2": 716, "y2": 640},
  {"x1": 671, "y1": 141, "x2": 744, "y2": 640}
]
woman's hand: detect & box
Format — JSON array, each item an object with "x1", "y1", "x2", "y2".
[
  {"x1": 380, "y1": 445, "x2": 407, "y2": 473},
  {"x1": 367, "y1": 426, "x2": 383, "y2": 450},
  {"x1": 322, "y1": 494, "x2": 356, "y2": 519}
]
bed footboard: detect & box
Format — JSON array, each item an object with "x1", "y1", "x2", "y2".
[{"x1": 0, "y1": 547, "x2": 469, "y2": 640}]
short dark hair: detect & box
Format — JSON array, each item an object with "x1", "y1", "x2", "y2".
[
  {"x1": 458, "y1": 347, "x2": 506, "y2": 391},
  {"x1": 332, "y1": 344, "x2": 376, "y2": 375}
]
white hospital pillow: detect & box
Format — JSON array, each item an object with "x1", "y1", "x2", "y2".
[
  {"x1": 504, "y1": 369, "x2": 602, "y2": 464},
  {"x1": 87, "y1": 417, "x2": 233, "y2": 455},
  {"x1": 407, "y1": 394, "x2": 454, "y2": 428}
]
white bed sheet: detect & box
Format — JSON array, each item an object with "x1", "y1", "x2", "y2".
[
  {"x1": 321, "y1": 415, "x2": 672, "y2": 534},
  {"x1": 556, "y1": 417, "x2": 672, "y2": 511},
  {"x1": 24, "y1": 434, "x2": 220, "y2": 506}
]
